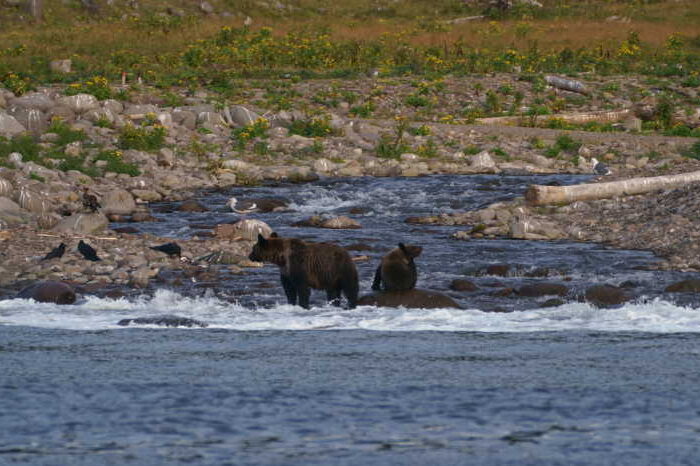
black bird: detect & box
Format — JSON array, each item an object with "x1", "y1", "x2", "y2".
[
  {"x1": 78, "y1": 240, "x2": 101, "y2": 261},
  {"x1": 82, "y1": 187, "x2": 101, "y2": 213},
  {"x1": 150, "y1": 242, "x2": 182, "y2": 258},
  {"x1": 42, "y1": 242, "x2": 66, "y2": 261}
]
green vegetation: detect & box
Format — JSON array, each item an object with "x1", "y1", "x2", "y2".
[
  {"x1": 118, "y1": 123, "x2": 167, "y2": 151},
  {"x1": 288, "y1": 116, "x2": 338, "y2": 138},
  {"x1": 95, "y1": 150, "x2": 141, "y2": 176}
]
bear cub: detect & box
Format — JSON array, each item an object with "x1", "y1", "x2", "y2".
[
  {"x1": 249, "y1": 233, "x2": 359, "y2": 309},
  {"x1": 371, "y1": 243, "x2": 423, "y2": 292}
]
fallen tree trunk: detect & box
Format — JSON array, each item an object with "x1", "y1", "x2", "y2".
[
  {"x1": 476, "y1": 109, "x2": 631, "y2": 126},
  {"x1": 525, "y1": 170, "x2": 700, "y2": 205}
]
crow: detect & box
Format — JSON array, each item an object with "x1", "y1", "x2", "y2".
[
  {"x1": 78, "y1": 240, "x2": 101, "y2": 261},
  {"x1": 82, "y1": 187, "x2": 101, "y2": 213},
  {"x1": 150, "y1": 242, "x2": 182, "y2": 258},
  {"x1": 42, "y1": 242, "x2": 66, "y2": 261}
]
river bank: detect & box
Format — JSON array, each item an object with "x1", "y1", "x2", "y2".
[{"x1": 1, "y1": 76, "x2": 700, "y2": 297}]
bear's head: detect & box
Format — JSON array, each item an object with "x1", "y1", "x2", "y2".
[
  {"x1": 398, "y1": 243, "x2": 422, "y2": 259},
  {"x1": 249, "y1": 233, "x2": 284, "y2": 264}
]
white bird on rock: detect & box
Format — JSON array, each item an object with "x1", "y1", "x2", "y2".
[
  {"x1": 227, "y1": 197, "x2": 258, "y2": 215},
  {"x1": 591, "y1": 157, "x2": 612, "y2": 176}
]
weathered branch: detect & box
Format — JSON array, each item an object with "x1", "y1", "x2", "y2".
[{"x1": 525, "y1": 170, "x2": 700, "y2": 205}]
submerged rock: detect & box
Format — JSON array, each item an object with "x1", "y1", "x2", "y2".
[
  {"x1": 358, "y1": 289, "x2": 461, "y2": 309},
  {"x1": 117, "y1": 315, "x2": 208, "y2": 328},
  {"x1": 16, "y1": 281, "x2": 77, "y2": 305}
]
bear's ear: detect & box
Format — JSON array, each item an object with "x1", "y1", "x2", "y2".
[
  {"x1": 257, "y1": 234, "x2": 267, "y2": 244},
  {"x1": 270, "y1": 232, "x2": 278, "y2": 238},
  {"x1": 398, "y1": 242, "x2": 407, "y2": 253}
]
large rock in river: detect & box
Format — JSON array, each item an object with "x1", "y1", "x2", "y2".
[
  {"x1": 358, "y1": 289, "x2": 461, "y2": 309},
  {"x1": 16, "y1": 281, "x2": 77, "y2": 305}
]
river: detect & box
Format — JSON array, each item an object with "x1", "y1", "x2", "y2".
[{"x1": 2, "y1": 174, "x2": 700, "y2": 464}]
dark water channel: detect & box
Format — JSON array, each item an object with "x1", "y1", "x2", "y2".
[{"x1": 4, "y1": 174, "x2": 700, "y2": 465}]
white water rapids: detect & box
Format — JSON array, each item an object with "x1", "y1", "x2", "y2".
[{"x1": 1, "y1": 289, "x2": 700, "y2": 332}]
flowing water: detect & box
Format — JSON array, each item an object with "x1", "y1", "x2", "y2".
[{"x1": 3, "y1": 175, "x2": 700, "y2": 465}]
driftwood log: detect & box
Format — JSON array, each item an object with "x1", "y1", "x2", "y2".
[
  {"x1": 525, "y1": 170, "x2": 700, "y2": 206},
  {"x1": 476, "y1": 109, "x2": 631, "y2": 126}
]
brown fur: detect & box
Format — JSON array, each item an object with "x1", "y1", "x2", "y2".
[
  {"x1": 372, "y1": 243, "x2": 422, "y2": 292},
  {"x1": 249, "y1": 233, "x2": 359, "y2": 309}
]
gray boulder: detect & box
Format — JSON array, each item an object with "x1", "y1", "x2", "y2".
[
  {"x1": 9, "y1": 92, "x2": 55, "y2": 111},
  {"x1": 0, "y1": 196, "x2": 21, "y2": 213},
  {"x1": 8, "y1": 107, "x2": 48, "y2": 134},
  {"x1": 57, "y1": 94, "x2": 99, "y2": 113},
  {"x1": 230, "y1": 105, "x2": 261, "y2": 127},
  {"x1": 101, "y1": 189, "x2": 136, "y2": 215},
  {"x1": 52, "y1": 212, "x2": 109, "y2": 234},
  {"x1": 0, "y1": 111, "x2": 26, "y2": 137}
]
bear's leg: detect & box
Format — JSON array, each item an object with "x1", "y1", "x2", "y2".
[
  {"x1": 297, "y1": 284, "x2": 311, "y2": 309},
  {"x1": 343, "y1": 279, "x2": 359, "y2": 309},
  {"x1": 281, "y1": 275, "x2": 297, "y2": 305},
  {"x1": 371, "y1": 265, "x2": 382, "y2": 291},
  {"x1": 327, "y1": 286, "x2": 342, "y2": 307}
]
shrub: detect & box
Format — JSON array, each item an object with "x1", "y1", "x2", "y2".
[
  {"x1": 683, "y1": 140, "x2": 700, "y2": 160},
  {"x1": 232, "y1": 118, "x2": 270, "y2": 148},
  {"x1": 288, "y1": 116, "x2": 337, "y2": 138},
  {"x1": 95, "y1": 150, "x2": 141, "y2": 176},
  {"x1": 47, "y1": 119, "x2": 86, "y2": 146},
  {"x1": 64, "y1": 76, "x2": 112, "y2": 100},
  {"x1": 118, "y1": 124, "x2": 167, "y2": 151},
  {"x1": 0, "y1": 134, "x2": 41, "y2": 163}
]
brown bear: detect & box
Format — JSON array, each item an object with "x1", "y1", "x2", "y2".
[
  {"x1": 249, "y1": 233, "x2": 359, "y2": 309},
  {"x1": 371, "y1": 243, "x2": 422, "y2": 292}
]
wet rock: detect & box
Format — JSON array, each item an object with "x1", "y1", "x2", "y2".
[
  {"x1": 541, "y1": 298, "x2": 566, "y2": 307},
  {"x1": 178, "y1": 199, "x2": 208, "y2": 212},
  {"x1": 665, "y1": 279, "x2": 700, "y2": 293},
  {"x1": 117, "y1": 315, "x2": 208, "y2": 328},
  {"x1": 131, "y1": 189, "x2": 162, "y2": 202},
  {"x1": 449, "y1": 279, "x2": 478, "y2": 292},
  {"x1": 16, "y1": 280, "x2": 77, "y2": 304},
  {"x1": 113, "y1": 226, "x2": 139, "y2": 234},
  {"x1": 320, "y1": 216, "x2": 361, "y2": 229},
  {"x1": 585, "y1": 284, "x2": 629, "y2": 307},
  {"x1": 130, "y1": 212, "x2": 158, "y2": 222},
  {"x1": 486, "y1": 264, "x2": 510, "y2": 276},
  {"x1": 517, "y1": 283, "x2": 568, "y2": 297},
  {"x1": 358, "y1": 289, "x2": 461, "y2": 309}
]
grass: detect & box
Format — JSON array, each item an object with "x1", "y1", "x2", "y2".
[{"x1": 1, "y1": 1, "x2": 699, "y2": 95}]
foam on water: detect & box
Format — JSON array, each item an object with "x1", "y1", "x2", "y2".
[{"x1": 1, "y1": 289, "x2": 699, "y2": 333}]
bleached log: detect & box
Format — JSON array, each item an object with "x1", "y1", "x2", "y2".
[
  {"x1": 545, "y1": 75, "x2": 590, "y2": 95},
  {"x1": 476, "y1": 109, "x2": 631, "y2": 126},
  {"x1": 525, "y1": 170, "x2": 700, "y2": 206}
]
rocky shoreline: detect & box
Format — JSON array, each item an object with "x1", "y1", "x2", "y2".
[{"x1": 1, "y1": 77, "x2": 700, "y2": 299}]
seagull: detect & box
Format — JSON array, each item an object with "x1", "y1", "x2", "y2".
[
  {"x1": 82, "y1": 187, "x2": 101, "y2": 213},
  {"x1": 150, "y1": 242, "x2": 182, "y2": 258},
  {"x1": 227, "y1": 197, "x2": 258, "y2": 215},
  {"x1": 591, "y1": 158, "x2": 612, "y2": 176},
  {"x1": 78, "y1": 240, "x2": 101, "y2": 261},
  {"x1": 42, "y1": 242, "x2": 66, "y2": 261}
]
